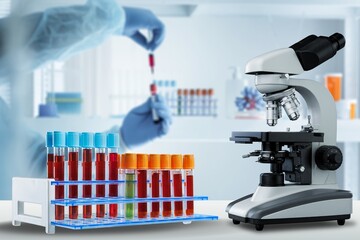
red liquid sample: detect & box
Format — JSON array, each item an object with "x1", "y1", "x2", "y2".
[
  {"x1": 161, "y1": 170, "x2": 171, "y2": 217},
  {"x1": 186, "y1": 175, "x2": 194, "y2": 216},
  {"x1": 137, "y1": 170, "x2": 147, "y2": 218},
  {"x1": 47, "y1": 153, "x2": 54, "y2": 178},
  {"x1": 151, "y1": 172, "x2": 160, "y2": 218},
  {"x1": 68, "y1": 152, "x2": 79, "y2": 219},
  {"x1": 173, "y1": 173, "x2": 183, "y2": 216},
  {"x1": 82, "y1": 148, "x2": 92, "y2": 218},
  {"x1": 108, "y1": 153, "x2": 118, "y2": 218},
  {"x1": 96, "y1": 153, "x2": 106, "y2": 218},
  {"x1": 54, "y1": 155, "x2": 64, "y2": 220}
]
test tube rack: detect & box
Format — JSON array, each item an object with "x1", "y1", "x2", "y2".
[{"x1": 12, "y1": 177, "x2": 218, "y2": 234}]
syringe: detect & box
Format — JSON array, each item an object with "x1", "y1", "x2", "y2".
[{"x1": 148, "y1": 31, "x2": 160, "y2": 123}]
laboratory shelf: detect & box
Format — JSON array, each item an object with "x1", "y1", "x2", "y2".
[
  {"x1": 51, "y1": 196, "x2": 209, "y2": 206},
  {"x1": 51, "y1": 214, "x2": 218, "y2": 230}
]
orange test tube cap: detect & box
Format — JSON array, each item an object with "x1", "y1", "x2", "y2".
[
  {"x1": 183, "y1": 89, "x2": 189, "y2": 96},
  {"x1": 149, "y1": 154, "x2": 161, "y2": 169},
  {"x1": 177, "y1": 89, "x2": 182, "y2": 95},
  {"x1": 137, "y1": 154, "x2": 149, "y2": 169},
  {"x1": 171, "y1": 154, "x2": 183, "y2": 169},
  {"x1": 160, "y1": 154, "x2": 171, "y2": 169},
  {"x1": 196, "y1": 89, "x2": 201, "y2": 95},
  {"x1": 117, "y1": 154, "x2": 121, "y2": 169},
  {"x1": 183, "y1": 154, "x2": 195, "y2": 169},
  {"x1": 201, "y1": 89, "x2": 207, "y2": 96},
  {"x1": 124, "y1": 153, "x2": 137, "y2": 169},
  {"x1": 208, "y1": 89, "x2": 214, "y2": 96}
]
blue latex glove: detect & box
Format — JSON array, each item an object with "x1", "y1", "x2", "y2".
[
  {"x1": 120, "y1": 95, "x2": 172, "y2": 149},
  {"x1": 121, "y1": 7, "x2": 165, "y2": 51}
]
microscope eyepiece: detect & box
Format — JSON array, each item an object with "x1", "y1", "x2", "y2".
[{"x1": 329, "y1": 33, "x2": 345, "y2": 51}]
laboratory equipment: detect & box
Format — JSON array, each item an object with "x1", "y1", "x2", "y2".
[
  {"x1": 46, "y1": 92, "x2": 82, "y2": 115},
  {"x1": 107, "y1": 133, "x2": 120, "y2": 218},
  {"x1": 150, "y1": 83, "x2": 161, "y2": 123},
  {"x1": 54, "y1": 131, "x2": 65, "y2": 220},
  {"x1": 160, "y1": 154, "x2": 172, "y2": 217},
  {"x1": 183, "y1": 154, "x2": 195, "y2": 216},
  {"x1": 137, "y1": 154, "x2": 148, "y2": 219},
  {"x1": 226, "y1": 33, "x2": 352, "y2": 231},
  {"x1": 325, "y1": 73, "x2": 342, "y2": 101},
  {"x1": 124, "y1": 153, "x2": 137, "y2": 219},
  {"x1": 171, "y1": 154, "x2": 183, "y2": 217},
  {"x1": 149, "y1": 154, "x2": 161, "y2": 218},
  {"x1": 46, "y1": 132, "x2": 54, "y2": 179},
  {"x1": 95, "y1": 133, "x2": 107, "y2": 218}
]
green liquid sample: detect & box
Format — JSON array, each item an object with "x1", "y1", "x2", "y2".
[{"x1": 125, "y1": 173, "x2": 135, "y2": 219}]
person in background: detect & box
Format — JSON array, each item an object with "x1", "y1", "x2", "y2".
[{"x1": 0, "y1": 0, "x2": 172, "y2": 199}]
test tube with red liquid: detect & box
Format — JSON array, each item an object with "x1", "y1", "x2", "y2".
[
  {"x1": 107, "y1": 133, "x2": 120, "y2": 218},
  {"x1": 171, "y1": 154, "x2": 183, "y2": 217},
  {"x1": 149, "y1": 154, "x2": 160, "y2": 218},
  {"x1": 137, "y1": 154, "x2": 149, "y2": 219},
  {"x1": 66, "y1": 132, "x2": 80, "y2": 219},
  {"x1": 54, "y1": 131, "x2": 66, "y2": 220},
  {"x1": 160, "y1": 154, "x2": 172, "y2": 217},
  {"x1": 81, "y1": 132, "x2": 94, "y2": 219},
  {"x1": 95, "y1": 133, "x2": 107, "y2": 218},
  {"x1": 183, "y1": 155, "x2": 195, "y2": 216},
  {"x1": 46, "y1": 132, "x2": 54, "y2": 179},
  {"x1": 150, "y1": 83, "x2": 160, "y2": 123}
]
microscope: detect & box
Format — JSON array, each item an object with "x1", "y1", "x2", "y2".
[{"x1": 226, "y1": 33, "x2": 353, "y2": 231}]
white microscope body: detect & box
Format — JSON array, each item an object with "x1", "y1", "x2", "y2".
[{"x1": 226, "y1": 33, "x2": 352, "y2": 231}]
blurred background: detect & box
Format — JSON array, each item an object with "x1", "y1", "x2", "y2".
[{"x1": 4, "y1": 0, "x2": 360, "y2": 200}]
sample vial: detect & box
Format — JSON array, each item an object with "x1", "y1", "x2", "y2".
[
  {"x1": 160, "y1": 154, "x2": 172, "y2": 217},
  {"x1": 149, "y1": 154, "x2": 160, "y2": 218},
  {"x1": 107, "y1": 133, "x2": 120, "y2": 218},
  {"x1": 137, "y1": 154, "x2": 149, "y2": 219},
  {"x1": 46, "y1": 132, "x2": 54, "y2": 179},
  {"x1": 119, "y1": 154, "x2": 126, "y2": 218},
  {"x1": 201, "y1": 89, "x2": 207, "y2": 116},
  {"x1": 183, "y1": 154, "x2": 195, "y2": 216},
  {"x1": 171, "y1": 154, "x2": 183, "y2": 217},
  {"x1": 80, "y1": 132, "x2": 94, "y2": 219},
  {"x1": 195, "y1": 89, "x2": 201, "y2": 116},
  {"x1": 123, "y1": 153, "x2": 137, "y2": 219},
  {"x1": 150, "y1": 83, "x2": 160, "y2": 123},
  {"x1": 66, "y1": 132, "x2": 80, "y2": 219},
  {"x1": 177, "y1": 89, "x2": 182, "y2": 116},
  {"x1": 183, "y1": 89, "x2": 189, "y2": 116},
  {"x1": 207, "y1": 89, "x2": 214, "y2": 116},
  {"x1": 189, "y1": 89, "x2": 195, "y2": 116},
  {"x1": 54, "y1": 131, "x2": 66, "y2": 220},
  {"x1": 95, "y1": 133, "x2": 107, "y2": 218}
]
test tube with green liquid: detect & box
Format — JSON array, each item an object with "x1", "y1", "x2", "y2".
[{"x1": 123, "y1": 153, "x2": 137, "y2": 219}]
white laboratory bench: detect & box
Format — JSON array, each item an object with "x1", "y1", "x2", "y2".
[{"x1": 0, "y1": 200, "x2": 358, "y2": 239}]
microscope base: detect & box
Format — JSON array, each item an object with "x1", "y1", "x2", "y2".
[{"x1": 226, "y1": 185, "x2": 352, "y2": 231}]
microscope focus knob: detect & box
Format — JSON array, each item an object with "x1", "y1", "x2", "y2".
[{"x1": 315, "y1": 145, "x2": 343, "y2": 171}]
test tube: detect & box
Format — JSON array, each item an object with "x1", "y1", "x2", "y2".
[
  {"x1": 81, "y1": 132, "x2": 94, "y2": 219},
  {"x1": 160, "y1": 154, "x2": 171, "y2": 217},
  {"x1": 195, "y1": 89, "x2": 201, "y2": 116},
  {"x1": 137, "y1": 154, "x2": 148, "y2": 219},
  {"x1": 107, "y1": 133, "x2": 120, "y2": 218},
  {"x1": 67, "y1": 132, "x2": 80, "y2": 219},
  {"x1": 171, "y1": 154, "x2": 183, "y2": 217},
  {"x1": 54, "y1": 131, "x2": 66, "y2": 220},
  {"x1": 149, "y1": 154, "x2": 160, "y2": 218},
  {"x1": 150, "y1": 83, "x2": 160, "y2": 123},
  {"x1": 177, "y1": 89, "x2": 182, "y2": 116},
  {"x1": 46, "y1": 132, "x2": 54, "y2": 178},
  {"x1": 183, "y1": 154, "x2": 195, "y2": 216},
  {"x1": 208, "y1": 89, "x2": 214, "y2": 116},
  {"x1": 201, "y1": 89, "x2": 208, "y2": 116},
  {"x1": 119, "y1": 154, "x2": 125, "y2": 218},
  {"x1": 189, "y1": 89, "x2": 195, "y2": 116},
  {"x1": 124, "y1": 153, "x2": 137, "y2": 219},
  {"x1": 95, "y1": 133, "x2": 107, "y2": 218},
  {"x1": 183, "y1": 89, "x2": 189, "y2": 116}
]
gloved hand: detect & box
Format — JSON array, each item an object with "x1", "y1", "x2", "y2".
[
  {"x1": 121, "y1": 7, "x2": 165, "y2": 51},
  {"x1": 120, "y1": 95, "x2": 172, "y2": 149}
]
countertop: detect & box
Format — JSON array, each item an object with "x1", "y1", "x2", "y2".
[{"x1": 0, "y1": 200, "x2": 358, "y2": 239}]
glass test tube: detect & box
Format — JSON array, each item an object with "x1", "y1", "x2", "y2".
[
  {"x1": 160, "y1": 154, "x2": 171, "y2": 217},
  {"x1": 183, "y1": 154, "x2": 195, "y2": 216},
  {"x1": 149, "y1": 154, "x2": 160, "y2": 218},
  {"x1": 208, "y1": 89, "x2": 214, "y2": 116},
  {"x1": 107, "y1": 133, "x2": 120, "y2": 218},
  {"x1": 124, "y1": 153, "x2": 137, "y2": 219},
  {"x1": 137, "y1": 154, "x2": 148, "y2": 219},
  {"x1": 189, "y1": 89, "x2": 195, "y2": 116},
  {"x1": 183, "y1": 89, "x2": 189, "y2": 116},
  {"x1": 201, "y1": 89, "x2": 207, "y2": 116},
  {"x1": 67, "y1": 132, "x2": 80, "y2": 219},
  {"x1": 46, "y1": 132, "x2": 54, "y2": 178},
  {"x1": 54, "y1": 131, "x2": 66, "y2": 220},
  {"x1": 171, "y1": 154, "x2": 183, "y2": 217},
  {"x1": 95, "y1": 133, "x2": 107, "y2": 218},
  {"x1": 81, "y1": 132, "x2": 94, "y2": 219},
  {"x1": 177, "y1": 89, "x2": 182, "y2": 116},
  {"x1": 195, "y1": 89, "x2": 201, "y2": 116},
  {"x1": 119, "y1": 154, "x2": 125, "y2": 218}
]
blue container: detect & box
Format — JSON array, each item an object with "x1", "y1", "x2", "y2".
[{"x1": 46, "y1": 92, "x2": 82, "y2": 114}]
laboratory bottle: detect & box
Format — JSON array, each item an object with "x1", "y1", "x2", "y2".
[
  {"x1": 107, "y1": 133, "x2": 120, "y2": 218},
  {"x1": 46, "y1": 132, "x2": 54, "y2": 179},
  {"x1": 183, "y1": 89, "x2": 189, "y2": 116},
  {"x1": 80, "y1": 132, "x2": 94, "y2": 219},
  {"x1": 183, "y1": 154, "x2": 195, "y2": 216},
  {"x1": 171, "y1": 154, "x2": 183, "y2": 217},
  {"x1": 195, "y1": 89, "x2": 201, "y2": 116},
  {"x1": 149, "y1": 154, "x2": 161, "y2": 218},
  {"x1": 123, "y1": 153, "x2": 137, "y2": 219},
  {"x1": 160, "y1": 154, "x2": 172, "y2": 217},
  {"x1": 95, "y1": 133, "x2": 107, "y2": 218},
  {"x1": 66, "y1": 132, "x2": 80, "y2": 219},
  {"x1": 137, "y1": 154, "x2": 148, "y2": 219},
  {"x1": 189, "y1": 89, "x2": 195, "y2": 116},
  {"x1": 177, "y1": 89, "x2": 182, "y2": 116},
  {"x1": 54, "y1": 131, "x2": 66, "y2": 220}
]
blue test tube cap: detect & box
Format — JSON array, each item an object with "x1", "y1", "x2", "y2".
[
  {"x1": 46, "y1": 132, "x2": 53, "y2": 147},
  {"x1": 158, "y1": 80, "x2": 163, "y2": 87},
  {"x1": 171, "y1": 80, "x2": 176, "y2": 87},
  {"x1": 66, "y1": 132, "x2": 80, "y2": 148},
  {"x1": 107, "y1": 133, "x2": 120, "y2": 148},
  {"x1": 81, "y1": 132, "x2": 94, "y2": 148},
  {"x1": 164, "y1": 80, "x2": 169, "y2": 87},
  {"x1": 54, "y1": 131, "x2": 66, "y2": 147},
  {"x1": 95, "y1": 133, "x2": 107, "y2": 148}
]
